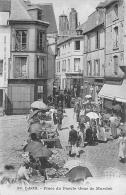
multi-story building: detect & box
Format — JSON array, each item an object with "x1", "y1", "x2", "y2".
[
  {"x1": 36, "y1": 3, "x2": 57, "y2": 96},
  {"x1": 0, "y1": 0, "x2": 10, "y2": 114},
  {"x1": 56, "y1": 35, "x2": 84, "y2": 96},
  {"x1": 7, "y1": 0, "x2": 52, "y2": 114},
  {"x1": 79, "y1": 9, "x2": 105, "y2": 102},
  {"x1": 97, "y1": 0, "x2": 126, "y2": 121},
  {"x1": 0, "y1": 0, "x2": 57, "y2": 115},
  {"x1": 55, "y1": 8, "x2": 84, "y2": 97}
]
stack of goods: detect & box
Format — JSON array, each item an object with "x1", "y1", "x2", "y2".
[{"x1": 48, "y1": 149, "x2": 66, "y2": 168}]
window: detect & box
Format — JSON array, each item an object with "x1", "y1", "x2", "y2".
[
  {"x1": 37, "y1": 85, "x2": 43, "y2": 99},
  {"x1": 113, "y1": 56, "x2": 118, "y2": 75},
  {"x1": 57, "y1": 61, "x2": 60, "y2": 72},
  {"x1": 94, "y1": 59, "x2": 100, "y2": 76},
  {"x1": 37, "y1": 57, "x2": 46, "y2": 77},
  {"x1": 62, "y1": 60, "x2": 66, "y2": 72},
  {"x1": 68, "y1": 59, "x2": 70, "y2": 72},
  {"x1": 14, "y1": 57, "x2": 27, "y2": 78},
  {"x1": 0, "y1": 60, "x2": 3, "y2": 76},
  {"x1": 87, "y1": 61, "x2": 92, "y2": 76},
  {"x1": 15, "y1": 30, "x2": 27, "y2": 51},
  {"x1": 37, "y1": 31, "x2": 46, "y2": 51},
  {"x1": 87, "y1": 36, "x2": 91, "y2": 51},
  {"x1": 95, "y1": 31, "x2": 100, "y2": 49},
  {"x1": 114, "y1": 4, "x2": 118, "y2": 19},
  {"x1": 38, "y1": 10, "x2": 42, "y2": 20},
  {"x1": 74, "y1": 58, "x2": 80, "y2": 72},
  {"x1": 62, "y1": 78, "x2": 66, "y2": 90},
  {"x1": 57, "y1": 48, "x2": 60, "y2": 56},
  {"x1": 113, "y1": 26, "x2": 118, "y2": 49},
  {"x1": 77, "y1": 30, "x2": 82, "y2": 35},
  {"x1": 75, "y1": 41, "x2": 80, "y2": 50}
]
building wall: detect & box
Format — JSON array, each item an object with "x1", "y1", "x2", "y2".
[
  {"x1": 83, "y1": 26, "x2": 105, "y2": 78},
  {"x1": 0, "y1": 12, "x2": 10, "y2": 111},
  {"x1": 56, "y1": 37, "x2": 84, "y2": 90},
  {"x1": 83, "y1": 25, "x2": 105, "y2": 101},
  {"x1": 105, "y1": 0, "x2": 125, "y2": 78},
  {"x1": 0, "y1": 27, "x2": 10, "y2": 87},
  {"x1": 47, "y1": 35, "x2": 56, "y2": 96},
  {"x1": 9, "y1": 24, "x2": 47, "y2": 79},
  {"x1": 84, "y1": 49, "x2": 105, "y2": 77},
  {"x1": 0, "y1": 12, "x2": 10, "y2": 25}
]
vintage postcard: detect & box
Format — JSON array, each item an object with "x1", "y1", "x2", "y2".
[{"x1": 0, "y1": 0, "x2": 126, "y2": 194}]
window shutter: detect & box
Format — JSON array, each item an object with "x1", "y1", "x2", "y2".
[
  {"x1": 90, "y1": 61, "x2": 92, "y2": 76},
  {"x1": 37, "y1": 30, "x2": 39, "y2": 50},
  {"x1": 95, "y1": 32, "x2": 97, "y2": 49},
  {"x1": 0, "y1": 60, "x2": 3, "y2": 75},
  {"x1": 94, "y1": 60, "x2": 96, "y2": 76},
  {"x1": 87, "y1": 62, "x2": 88, "y2": 76},
  {"x1": 114, "y1": 56, "x2": 118, "y2": 74},
  {"x1": 98, "y1": 59, "x2": 100, "y2": 76},
  {"x1": 98, "y1": 32, "x2": 100, "y2": 48}
]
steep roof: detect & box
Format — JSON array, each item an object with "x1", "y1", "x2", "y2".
[
  {"x1": 57, "y1": 35, "x2": 83, "y2": 46},
  {"x1": 35, "y1": 3, "x2": 57, "y2": 34},
  {"x1": 10, "y1": 0, "x2": 32, "y2": 21},
  {"x1": 77, "y1": 10, "x2": 105, "y2": 34},
  {"x1": 96, "y1": 0, "x2": 119, "y2": 8},
  {"x1": 0, "y1": 0, "x2": 10, "y2": 12}
]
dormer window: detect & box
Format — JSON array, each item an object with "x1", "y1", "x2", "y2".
[{"x1": 38, "y1": 10, "x2": 42, "y2": 20}]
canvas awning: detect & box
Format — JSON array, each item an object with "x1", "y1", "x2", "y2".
[{"x1": 98, "y1": 79, "x2": 126, "y2": 103}]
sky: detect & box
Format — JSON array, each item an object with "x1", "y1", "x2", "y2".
[{"x1": 31, "y1": 0, "x2": 105, "y2": 26}]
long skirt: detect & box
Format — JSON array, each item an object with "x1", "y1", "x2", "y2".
[{"x1": 111, "y1": 124, "x2": 117, "y2": 139}]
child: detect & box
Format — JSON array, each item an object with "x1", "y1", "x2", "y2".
[{"x1": 118, "y1": 131, "x2": 126, "y2": 163}]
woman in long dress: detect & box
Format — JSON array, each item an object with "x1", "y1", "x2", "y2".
[
  {"x1": 98, "y1": 122, "x2": 107, "y2": 142},
  {"x1": 118, "y1": 131, "x2": 126, "y2": 163}
]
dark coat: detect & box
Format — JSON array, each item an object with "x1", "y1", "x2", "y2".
[{"x1": 69, "y1": 129, "x2": 78, "y2": 145}]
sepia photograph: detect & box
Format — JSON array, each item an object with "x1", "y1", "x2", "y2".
[{"x1": 0, "y1": 0, "x2": 126, "y2": 194}]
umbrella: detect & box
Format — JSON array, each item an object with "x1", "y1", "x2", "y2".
[
  {"x1": 65, "y1": 166, "x2": 92, "y2": 182},
  {"x1": 109, "y1": 116, "x2": 118, "y2": 123},
  {"x1": 28, "y1": 110, "x2": 40, "y2": 119},
  {"x1": 85, "y1": 95, "x2": 92, "y2": 99},
  {"x1": 31, "y1": 101, "x2": 48, "y2": 110},
  {"x1": 112, "y1": 104, "x2": 121, "y2": 111},
  {"x1": 25, "y1": 141, "x2": 52, "y2": 159},
  {"x1": 64, "y1": 159, "x2": 84, "y2": 170},
  {"x1": 86, "y1": 112, "x2": 99, "y2": 119}
]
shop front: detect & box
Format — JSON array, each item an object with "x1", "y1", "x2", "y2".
[
  {"x1": 83, "y1": 77, "x2": 104, "y2": 101},
  {"x1": 98, "y1": 79, "x2": 126, "y2": 122},
  {"x1": 65, "y1": 73, "x2": 83, "y2": 97},
  {"x1": 7, "y1": 79, "x2": 47, "y2": 115}
]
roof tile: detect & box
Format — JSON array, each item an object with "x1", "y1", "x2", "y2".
[{"x1": 0, "y1": 0, "x2": 10, "y2": 12}]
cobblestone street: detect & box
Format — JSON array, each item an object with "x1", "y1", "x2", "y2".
[{"x1": 0, "y1": 109, "x2": 126, "y2": 178}]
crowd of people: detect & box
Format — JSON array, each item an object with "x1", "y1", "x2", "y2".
[
  {"x1": 67, "y1": 96, "x2": 126, "y2": 163},
  {"x1": 1, "y1": 94, "x2": 126, "y2": 185}
]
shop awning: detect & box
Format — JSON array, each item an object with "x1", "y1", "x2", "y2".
[{"x1": 98, "y1": 79, "x2": 126, "y2": 103}]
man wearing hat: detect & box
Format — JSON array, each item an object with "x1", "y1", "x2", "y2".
[{"x1": 68, "y1": 125, "x2": 78, "y2": 156}]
